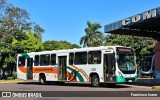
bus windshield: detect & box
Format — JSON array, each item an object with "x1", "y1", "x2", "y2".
[
  {"x1": 116, "y1": 48, "x2": 136, "y2": 71},
  {"x1": 141, "y1": 56, "x2": 152, "y2": 71}
]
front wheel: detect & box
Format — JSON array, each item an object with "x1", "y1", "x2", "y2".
[
  {"x1": 39, "y1": 75, "x2": 46, "y2": 85},
  {"x1": 91, "y1": 75, "x2": 100, "y2": 87}
]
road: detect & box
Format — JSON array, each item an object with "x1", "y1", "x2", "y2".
[{"x1": 0, "y1": 81, "x2": 159, "y2": 100}]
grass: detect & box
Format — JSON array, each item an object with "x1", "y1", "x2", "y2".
[
  {"x1": 152, "y1": 86, "x2": 160, "y2": 91},
  {"x1": 0, "y1": 79, "x2": 27, "y2": 83}
]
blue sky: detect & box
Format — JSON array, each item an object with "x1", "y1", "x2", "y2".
[{"x1": 8, "y1": 0, "x2": 160, "y2": 45}]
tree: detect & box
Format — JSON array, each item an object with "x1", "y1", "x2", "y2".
[
  {"x1": 0, "y1": 0, "x2": 44, "y2": 79},
  {"x1": 80, "y1": 21, "x2": 104, "y2": 47},
  {"x1": 105, "y1": 34, "x2": 154, "y2": 64},
  {"x1": 12, "y1": 30, "x2": 44, "y2": 52},
  {"x1": 43, "y1": 40, "x2": 80, "y2": 51}
]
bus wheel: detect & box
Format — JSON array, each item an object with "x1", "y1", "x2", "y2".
[
  {"x1": 39, "y1": 75, "x2": 46, "y2": 85},
  {"x1": 91, "y1": 75, "x2": 100, "y2": 87}
]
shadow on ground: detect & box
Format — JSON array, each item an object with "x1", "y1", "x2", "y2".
[
  {"x1": 126, "y1": 82, "x2": 160, "y2": 87},
  {"x1": 17, "y1": 81, "x2": 130, "y2": 88}
]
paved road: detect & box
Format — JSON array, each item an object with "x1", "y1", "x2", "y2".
[
  {"x1": 0, "y1": 81, "x2": 154, "y2": 91},
  {"x1": 0, "y1": 81, "x2": 159, "y2": 100}
]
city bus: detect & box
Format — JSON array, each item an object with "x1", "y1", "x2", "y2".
[
  {"x1": 17, "y1": 46, "x2": 137, "y2": 87},
  {"x1": 140, "y1": 55, "x2": 155, "y2": 78}
]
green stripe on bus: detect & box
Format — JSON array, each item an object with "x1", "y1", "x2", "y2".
[
  {"x1": 116, "y1": 76, "x2": 137, "y2": 83},
  {"x1": 67, "y1": 66, "x2": 84, "y2": 82},
  {"x1": 116, "y1": 76, "x2": 126, "y2": 83},
  {"x1": 80, "y1": 69, "x2": 89, "y2": 79},
  {"x1": 21, "y1": 53, "x2": 30, "y2": 59}
]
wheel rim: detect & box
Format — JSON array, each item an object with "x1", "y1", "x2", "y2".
[
  {"x1": 93, "y1": 77, "x2": 99, "y2": 85},
  {"x1": 40, "y1": 77, "x2": 44, "y2": 84}
]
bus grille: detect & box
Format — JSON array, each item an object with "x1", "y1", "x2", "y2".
[{"x1": 121, "y1": 70, "x2": 136, "y2": 74}]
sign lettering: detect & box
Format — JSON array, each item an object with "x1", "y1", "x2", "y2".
[{"x1": 122, "y1": 9, "x2": 157, "y2": 26}]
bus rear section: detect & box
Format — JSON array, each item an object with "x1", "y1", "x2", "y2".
[
  {"x1": 17, "y1": 54, "x2": 33, "y2": 80},
  {"x1": 17, "y1": 53, "x2": 59, "y2": 84}
]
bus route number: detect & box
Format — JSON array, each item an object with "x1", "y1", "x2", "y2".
[{"x1": 91, "y1": 68, "x2": 96, "y2": 71}]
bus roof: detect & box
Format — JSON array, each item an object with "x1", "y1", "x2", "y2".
[{"x1": 17, "y1": 46, "x2": 131, "y2": 56}]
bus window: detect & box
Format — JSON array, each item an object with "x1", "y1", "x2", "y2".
[
  {"x1": 141, "y1": 57, "x2": 152, "y2": 71},
  {"x1": 116, "y1": 47, "x2": 136, "y2": 72},
  {"x1": 74, "y1": 52, "x2": 87, "y2": 65},
  {"x1": 40, "y1": 54, "x2": 50, "y2": 66},
  {"x1": 34, "y1": 55, "x2": 39, "y2": 66},
  {"x1": 50, "y1": 54, "x2": 56, "y2": 65},
  {"x1": 18, "y1": 56, "x2": 25, "y2": 66},
  {"x1": 88, "y1": 51, "x2": 101, "y2": 64},
  {"x1": 69, "y1": 53, "x2": 74, "y2": 65}
]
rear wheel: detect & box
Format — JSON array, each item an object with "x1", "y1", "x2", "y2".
[
  {"x1": 39, "y1": 75, "x2": 46, "y2": 85},
  {"x1": 91, "y1": 75, "x2": 100, "y2": 87}
]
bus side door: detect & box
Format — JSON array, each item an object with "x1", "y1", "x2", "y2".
[
  {"x1": 103, "y1": 53, "x2": 116, "y2": 82},
  {"x1": 58, "y1": 56, "x2": 67, "y2": 81}
]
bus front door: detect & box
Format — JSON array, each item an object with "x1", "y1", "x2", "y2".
[
  {"x1": 27, "y1": 58, "x2": 33, "y2": 80},
  {"x1": 58, "y1": 56, "x2": 67, "y2": 81},
  {"x1": 104, "y1": 54, "x2": 116, "y2": 82}
]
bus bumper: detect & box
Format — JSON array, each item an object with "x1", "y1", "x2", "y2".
[{"x1": 116, "y1": 76, "x2": 137, "y2": 83}]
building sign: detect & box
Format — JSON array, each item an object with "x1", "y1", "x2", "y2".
[
  {"x1": 122, "y1": 9, "x2": 157, "y2": 26},
  {"x1": 104, "y1": 7, "x2": 160, "y2": 34}
]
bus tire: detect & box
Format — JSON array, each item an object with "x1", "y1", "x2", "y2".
[
  {"x1": 91, "y1": 75, "x2": 100, "y2": 87},
  {"x1": 39, "y1": 75, "x2": 46, "y2": 85}
]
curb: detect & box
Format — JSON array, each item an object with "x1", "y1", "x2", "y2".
[
  {"x1": 152, "y1": 86, "x2": 160, "y2": 91},
  {"x1": 0, "y1": 80, "x2": 28, "y2": 83}
]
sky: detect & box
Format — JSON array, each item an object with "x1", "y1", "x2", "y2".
[{"x1": 7, "y1": 0, "x2": 160, "y2": 45}]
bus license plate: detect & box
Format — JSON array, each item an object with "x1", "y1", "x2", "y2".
[{"x1": 128, "y1": 80, "x2": 132, "y2": 82}]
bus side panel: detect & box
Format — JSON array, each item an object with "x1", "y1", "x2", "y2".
[
  {"x1": 66, "y1": 65, "x2": 90, "y2": 82},
  {"x1": 45, "y1": 73, "x2": 58, "y2": 81},
  {"x1": 89, "y1": 64, "x2": 104, "y2": 83},
  {"x1": 32, "y1": 66, "x2": 58, "y2": 81},
  {"x1": 66, "y1": 64, "x2": 104, "y2": 83},
  {"x1": 17, "y1": 66, "x2": 27, "y2": 80},
  {"x1": 33, "y1": 73, "x2": 39, "y2": 81},
  {"x1": 32, "y1": 73, "x2": 58, "y2": 81}
]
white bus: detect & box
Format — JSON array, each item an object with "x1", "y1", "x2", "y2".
[
  {"x1": 17, "y1": 46, "x2": 137, "y2": 86},
  {"x1": 140, "y1": 55, "x2": 155, "y2": 78}
]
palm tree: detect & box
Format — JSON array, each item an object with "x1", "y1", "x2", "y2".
[{"x1": 80, "y1": 21, "x2": 104, "y2": 47}]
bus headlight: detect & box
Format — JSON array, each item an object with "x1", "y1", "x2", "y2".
[{"x1": 118, "y1": 71, "x2": 123, "y2": 77}]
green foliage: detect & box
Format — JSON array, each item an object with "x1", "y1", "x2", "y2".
[
  {"x1": 43, "y1": 40, "x2": 80, "y2": 50},
  {"x1": 105, "y1": 34, "x2": 154, "y2": 63},
  {"x1": 80, "y1": 21, "x2": 104, "y2": 47},
  {"x1": 12, "y1": 30, "x2": 44, "y2": 52},
  {"x1": 6, "y1": 77, "x2": 14, "y2": 80},
  {"x1": 0, "y1": 0, "x2": 44, "y2": 79},
  {"x1": 12, "y1": 72, "x2": 17, "y2": 79}
]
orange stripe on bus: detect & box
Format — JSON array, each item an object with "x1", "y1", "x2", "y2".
[
  {"x1": 18, "y1": 66, "x2": 27, "y2": 73},
  {"x1": 108, "y1": 47, "x2": 114, "y2": 50},
  {"x1": 71, "y1": 65, "x2": 89, "y2": 81},
  {"x1": 67, "y1": 71, "x2": 78, "y2": 82},
  {"x1": 32, "y1": 67, "x2": 58, "y2": 73}
]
